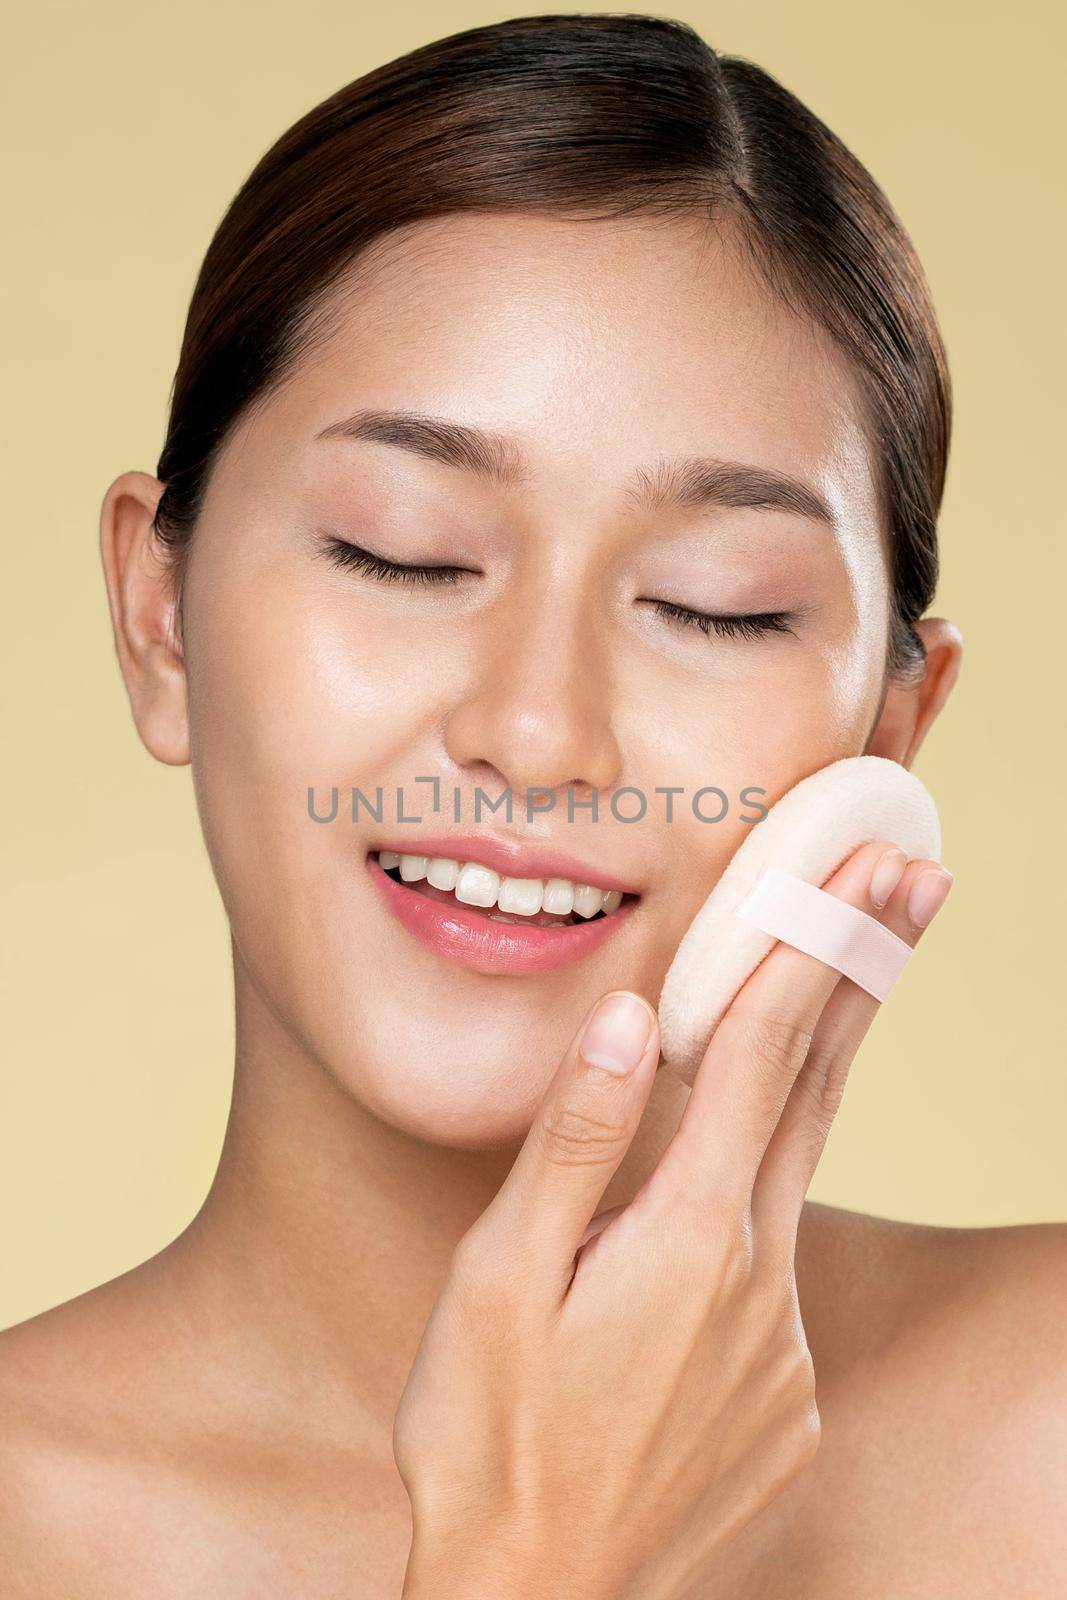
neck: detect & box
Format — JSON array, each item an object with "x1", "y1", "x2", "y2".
[{"x1": 162, "y1": 946, "x2": 693, "y2": 1454}]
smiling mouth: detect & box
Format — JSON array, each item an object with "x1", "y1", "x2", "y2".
[{"x1": 369, "y1": 850, "x2": 639, "y2": 927}]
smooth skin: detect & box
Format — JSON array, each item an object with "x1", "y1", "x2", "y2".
[{"x1": 1, "y1": 211, "x2": 1064, "y2": 1597}]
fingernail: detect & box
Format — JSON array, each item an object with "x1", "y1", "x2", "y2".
[
  {"x1": 579, "y1": 992, "x2": 654, "y2": 1075},
  {"x1": 907, "y1": 866, "x2": 954, "y2": 928},
  {"x1": 870, "y1": 847, "x2": 908, "y2": 910}
]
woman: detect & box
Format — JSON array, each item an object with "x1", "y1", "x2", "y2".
[{"x1": 2, "y1": 12, "x2": 1063, "y2": 1597}]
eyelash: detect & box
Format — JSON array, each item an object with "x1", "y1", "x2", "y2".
[
  {"x1": 646, "y1": 598, "x2": 797, "y2": 641},
  {"x1": 321, "y1": 537, "x2": 797, "y2": 640},
  {"x1": 323, "y1": 537, "x2": 472, "y2": 586}
]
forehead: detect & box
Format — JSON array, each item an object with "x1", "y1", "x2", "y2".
[{"x1": 258, "y1": 210, "x2": 883, "y2": 537}]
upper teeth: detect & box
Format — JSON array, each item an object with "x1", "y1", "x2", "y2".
[{"x1": 377, "y1": 851, "x2": 624, "y2": 918}]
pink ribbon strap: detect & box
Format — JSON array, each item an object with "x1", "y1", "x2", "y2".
[{"x1": 733, "y1": 865, "x2": 913, "y2": 1001}]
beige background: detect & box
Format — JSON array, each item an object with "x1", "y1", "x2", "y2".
[{"x1": 2, "y1": 0, "x2": 1064, "y2": 1331}]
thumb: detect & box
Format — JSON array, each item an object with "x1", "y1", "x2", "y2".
[{"x1": 465, "y1": 991, "x2": 659, "y2": 1306}]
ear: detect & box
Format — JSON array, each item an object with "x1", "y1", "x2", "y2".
[
  {"x1": 864, "y1": 616, "x2": 963, "y2": 768},
  {"x1": 99, "y1": 470, "x2": 190, "y2": 766}
]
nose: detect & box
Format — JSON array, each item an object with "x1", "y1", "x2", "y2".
[{"x1": 442, "y1": 579, "x2": 623, "y2": 804}]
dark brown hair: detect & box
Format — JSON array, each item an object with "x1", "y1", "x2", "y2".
[{"x1": 154, "y1": 11, "x2": 950, "y2": 681}]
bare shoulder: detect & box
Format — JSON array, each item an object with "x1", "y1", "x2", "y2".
[
  {"x1": 0, "y1": 1260, "x2": 386, "y2": 1597},
  {"x1": 787, "y1": 1202, "x2": 1067, "y2": 1591},
  {"x1": 801, "y1": 1200, "x2": 1067, "y2": 1384},
  {"x1": 899, "y1": 1210, "x2": 1067, "y2": 1490},
  {"x1": 0, "y1": 1263, "x2": 188, "y2": 1596},
  {"x1": 0, "y1": 1263, "x2": 160, "y2": 1443},
  {"x1": 0, "y1": 1294, "x2": 108, "y2": 1594}
]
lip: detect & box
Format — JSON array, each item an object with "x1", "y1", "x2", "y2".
[
  {"x1": 367, "y1": 853, "x2": 638, "y2": 975},
  {"x1": 368, "y1": 833, "x2": 640, "y2": 895}
]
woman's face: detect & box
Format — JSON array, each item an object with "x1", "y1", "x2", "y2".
[{"x1": 171, "y1": 212, "x2": 895, "y2": 1147}]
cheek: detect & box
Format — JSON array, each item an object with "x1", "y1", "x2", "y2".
[
  {"x1": 715, "y1": 548, "x2": 887, "y2": 763},
  {"x1": 180, "y1": 557, "x2": 484, "y2": 993},
  {"x1": 615, "y1": 604, "x2": 883, "y2": 959},
  {"x1": 619, "y1": 630, "x2": 873, "y2": 810},
  {"x1": 186, "y1": 568, "x2": 462, "y2": 815}
]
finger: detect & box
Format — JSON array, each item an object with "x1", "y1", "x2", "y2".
[
  {"x1": 563, "y1": 1202, "x2": 630, "y2": 1294},
  {"x1": 646, "y1": 840, "x2": 906, "y2": 1220},
  {"x1": 751, "y1": 856, "x2": 954, "y2": 1261},
  {"x1": 463, "y1": 990, "x2": 660, "y2": 1305},
  {"x1": 577, "y1": 1202, "x2": 629, "y2": 1250}
]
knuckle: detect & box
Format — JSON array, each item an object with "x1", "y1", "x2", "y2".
[
  {"x1": 752, "y1": 1382, "x2": 821, "y2": 1503},
  {"x1": 447, "y1": 1231, "x2": 484, "y2": 1295},
  {"x1": 793, "y1": 1046, "x2": 850, "y2": 1133},
  {"x1": 447, "y1": 1234, "x2": 523, "y2": 1339},
  {"x1": 786, "y1": 1341, "x2": 818, "y2": 1401},
  {"x1": 779, "y1": 1346, "x2": 818, "y2": 1418},
  {"x1": 768, "y1": 1346, "x2": 820, "y2": 1460},
  {"x1": 666, "y1": 1205, "x2": 755, "y2": 1301},
  {"x1": 717, "y1": 1238, "x2": 757, "y2": 1304},
  {"x1": 450, "y1": 1223, "x2": 509, "y2": 1298},
  {"x1": 750, "y1": 1246, "x2": 802, "y2": 1314},
  {"x1": 789, "y1": 1394, "x2": 823, "y2": 1469},
  {"x1": 742, "y1": 1012, "x2": 815, "y2": 1078},
  {"x1": 717, "y1": 1208, "x2": 757, "y2": 1283},
  {"x1": 750, "y1": 1281, "x2": 816, "y2": 1389},
  {"x1": 538, "y1": 1098, "x2": 631, "y2": 1168}
]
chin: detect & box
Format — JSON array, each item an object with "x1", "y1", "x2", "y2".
[
  {"x1": 269, "y1": 974, "x2": 550, "y2": 1151},
  {"x1": 335, "y1": 1037, "x2": 546, "y2": 1152}
]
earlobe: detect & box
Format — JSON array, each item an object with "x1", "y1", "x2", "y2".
[
  {"x1": 864, "y1": 617, "x2": 964, "y2": 768},
  {"x1": 99, "y1": 470, "x2": 191, "y2": 767}
]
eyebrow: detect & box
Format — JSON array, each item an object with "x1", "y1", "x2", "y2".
[{"x1": 315, "y1": 408, "x2": 837, "y2": 530}]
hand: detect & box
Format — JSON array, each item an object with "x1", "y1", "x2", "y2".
[{"x1": 393, "y1": 843, "x2": 953, "y2": 1600}]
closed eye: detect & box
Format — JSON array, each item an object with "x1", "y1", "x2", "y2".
[
  {"x1": 321, "y1": 536, "x2": 800, "y2": 640},
  {"x1": 321, "y1": 536, "x2": 479, "y2": 586},
  {"x1": 643, "y1": 598, "x2": 800, "y2": 641}
]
